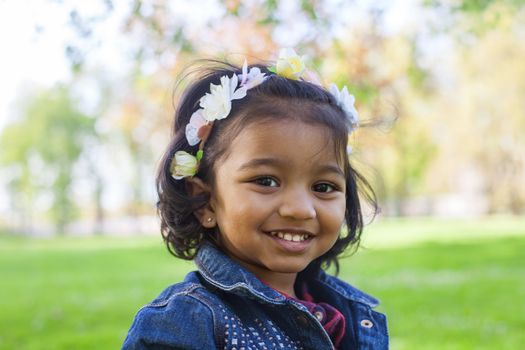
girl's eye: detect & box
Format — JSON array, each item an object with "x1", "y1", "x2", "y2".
[
  {"x1": 254, "y1": 177, "x2": 279, "y2": 187},
  {"x1": 312, "y1": 183, "x2": 337, "y2": 193}
]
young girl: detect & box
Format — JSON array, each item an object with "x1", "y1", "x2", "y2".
[{"x1": 122, "y1": 49, "x2": 388, "y2": 350}]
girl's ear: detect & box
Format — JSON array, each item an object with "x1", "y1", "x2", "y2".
[{"x1": 185, "y1": 177, "x2": 216, "y2": 228}]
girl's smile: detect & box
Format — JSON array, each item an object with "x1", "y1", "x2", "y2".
[{"x1": 208, "y1": 118, "x2": 347, "y2": 296}]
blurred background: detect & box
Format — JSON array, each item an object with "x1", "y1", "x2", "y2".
[{"x1": 0, "y1": 0, "x2": 524, "y2": 349}]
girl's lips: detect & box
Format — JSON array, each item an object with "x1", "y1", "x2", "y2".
[
  {"x1": 264, "y1": 231, "x2": 313, "y2": 253},
  {"x1": 269, "y1": 231, "x2": 311, "y2": 242}
]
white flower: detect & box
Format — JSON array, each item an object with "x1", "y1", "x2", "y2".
[
  {"x1": 199, "y1": 74, "x2": 247, "y2": 121},
  {"x1": 330, "y1": 84, "x2": 359, "y2": 127},
  {"x1": 170, "y1": 151, "x2": 198, "y2": 179},
  {"x1": 239, "y1": 60, "x2": 267, "y2": 89},
  {"x1": 276, "y1": 48, "x2": 306, "y2": 79}
]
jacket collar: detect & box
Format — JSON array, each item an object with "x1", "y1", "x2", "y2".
[
  {"x1": 195, "y1": 242, "x2": 287, "y2": 304},
  {"x1": 195, "y1": 242, "x2": 379, "y2": 308},
  {"x1": 315, "y1": 270, "x2": 380, "y2": 307}
]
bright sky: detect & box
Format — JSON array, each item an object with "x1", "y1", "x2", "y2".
[
  {"x1": 0, "y1": 0, "x2": 135, "y2": 129},
  {"x1": 0, "y1": 1, "x2": 68, "y2": 127}
]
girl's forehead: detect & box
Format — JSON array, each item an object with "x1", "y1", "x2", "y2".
[{"x1": 227, "y1": 119, "x2": 340, "y2": 166}]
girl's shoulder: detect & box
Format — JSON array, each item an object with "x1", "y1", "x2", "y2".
[
  {"x1": 141, "y1": 272, "x2": 207, "y2": 308},
  {"x1": 133, "y1": 270, "x2": 227, "y2": 317},
  {"x1": 122, "y1": 271, "x2": 221, "y2": 349}
]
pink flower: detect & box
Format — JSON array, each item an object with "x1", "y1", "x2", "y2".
[
  {"x1": 185, "y1": 110, "x2": 207, "y2": 146},
  {"x1": 239, "y1": 60, "x2": 267, "y2": 89}
]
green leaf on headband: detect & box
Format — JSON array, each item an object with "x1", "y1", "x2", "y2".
[
  {"x1": 196, "y1": 150, "x2": 204, "y2": 161},
  {"x1": 268, "y1": 66, "x2": 277, "y2": 74}
]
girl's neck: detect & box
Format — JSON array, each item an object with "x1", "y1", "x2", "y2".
[{"x1": 259, "y1": 272, "x2": 298, "y2": 299}]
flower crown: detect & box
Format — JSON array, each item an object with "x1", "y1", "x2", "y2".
[{"x1": 170, "y1": 48, "x2": 359, "y2": 180}]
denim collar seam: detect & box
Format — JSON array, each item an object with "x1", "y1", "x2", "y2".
[
  {"x1": 197, "y1": 261, "x2": 286, "y2": 304},
  {"x1": 140, "y1": 283, "x2": 202, "y2": 310},
  {"x1": 317, "y1": 275, "x2": 379, "y2": 307}
]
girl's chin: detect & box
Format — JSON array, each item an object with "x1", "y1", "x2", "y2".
[{"x1": 263, "y1": 262, "x2": 311, "y2": 274}]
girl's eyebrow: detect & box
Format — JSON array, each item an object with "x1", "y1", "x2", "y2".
[
  {"x1": 318, "y1": 164, "x2": 346, "y2": 179},
  {"x1": 238, "y1": 158, "x2": 345, "y2": 179},
  {"x1": 237, "y1": 157, "x2": 284, "y2": 171}
]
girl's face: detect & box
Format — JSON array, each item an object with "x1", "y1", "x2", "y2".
[{"x1": 209, "y1": 118, "x2": 347, "y2": 286}]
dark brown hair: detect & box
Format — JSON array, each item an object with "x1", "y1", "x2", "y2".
[{"x1": 156, "y1": 60, "x2": 377, "y2": 274}]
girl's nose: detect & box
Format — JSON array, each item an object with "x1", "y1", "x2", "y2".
[{"x1": 278, "y1": 187, "x2": 317, "y2": 220}]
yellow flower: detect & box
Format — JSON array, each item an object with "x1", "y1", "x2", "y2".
[
  {"x1": 276, "y1": 48, "x2": 306, "y2": 80},
  {"x1": 170, "y1": 151, "x2": 198, "y2": 179}
]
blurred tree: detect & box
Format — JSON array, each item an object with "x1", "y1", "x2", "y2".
[
  {"x1": 74, "y1": 70, "x2": 116, "y2": 233},
  {"x1": 321, "y1": 20, "x2": 438, "y2": 214},
  {"x1": 111, "y1": 72, "x2": 164, "y2": 215},
  {"x1": 448, "y1": 2, "x2": 525, "y2": 213},
  {"x1": 0, "y1": 86, "x2": 96, "y2": 234},
  {"x1": 63, "y1": 0, "x2": 353, "y2": 70}
]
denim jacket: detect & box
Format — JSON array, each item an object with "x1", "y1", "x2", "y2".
[{"x1": 122, "y1": 243, "x2": 388, "y2": 349}]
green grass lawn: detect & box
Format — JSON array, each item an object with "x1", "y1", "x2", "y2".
[{"x1": 1, "y1": 217, "x2": 524, "y2": 349}]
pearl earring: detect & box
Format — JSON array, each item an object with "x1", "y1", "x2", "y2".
[{"x1": 206, "y1": 217, "x2": 213, "y2": 223}]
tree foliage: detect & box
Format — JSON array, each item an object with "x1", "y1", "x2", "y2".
[{"x1": 0, "y1": 86, "x2": 95, "y2": 233}]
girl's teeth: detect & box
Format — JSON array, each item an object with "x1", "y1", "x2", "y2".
[{"x1": 270, "y1": 232, "x2": 309, "y2": 242}]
